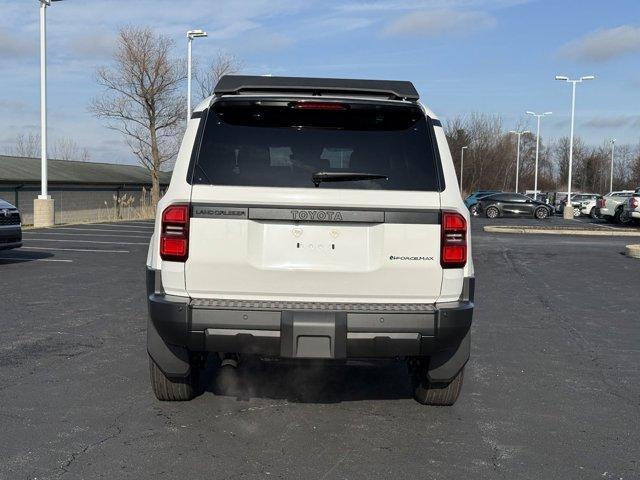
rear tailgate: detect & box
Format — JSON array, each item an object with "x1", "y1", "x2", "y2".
[
  {"x1": 186, "y1": 187, "x2": 443, "y2": 303},
  {"x1": 184, "y1": 98, "x2": 449, "y2": 303}
]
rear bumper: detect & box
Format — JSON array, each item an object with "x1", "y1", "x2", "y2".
[
  {"x1": 146, "y1": 269, "x2": 474, "y2": 382},
  {"x1": 0, "y1": 226, "x2": 22, "y2": 250}
]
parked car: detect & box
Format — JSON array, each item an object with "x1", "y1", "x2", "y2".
[
  {"x1": 0, "y1": 199, "x2": 22, "y2": 250},
  {"x1": 570, "y1": 193, "x2": 600, "y2": 218},
  {"x1": 146, "y1": 75, "x2": 474, "y2": 406},
  {"x1": 464, "y1": 190, "x2": 501, "y2": 216},
  {"x1": 555, "y1": 193, "x2": 598, "y2": 217},
  {"x1": 623, "y1": 188, "x2": 640, "y2": 223},
  {"x1": 598, "y1": 190, "x2": 636, "y2": 224},
  {"x1": 477, "y1": 192, "x2": 554, "y2": 219}
]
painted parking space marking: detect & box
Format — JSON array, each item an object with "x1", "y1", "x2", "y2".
[
  {"x1": 0, "y1": 256, "x2": 73, "y2": 263},
  {"x1": 23, "y1": 232, "x2": 151, "y2": 239},
  {"x1": 23, "y1": 238, "x2": 148, "y2": 245},
  {"x1": 43, "y1": 227, "x2": 153, "y2": 234},
  {"x1": 22, "y1": 246, "x2": 130, "y2": 253}
]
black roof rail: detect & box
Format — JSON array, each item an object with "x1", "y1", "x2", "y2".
[{"x1": 214, "y1": 75, "x2": 419, "y2": 101}]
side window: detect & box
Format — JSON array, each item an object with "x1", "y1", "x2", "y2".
[
  {"x1": 510, "y1": 194, "x2": 527, "y2": 203},
  {"x1": 490, "y1": 194, "x2": 509, "y2": 202}
]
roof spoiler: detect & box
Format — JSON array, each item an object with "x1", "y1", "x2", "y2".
[{"x1": 214, "y1": 75, "x2": 419, "y2": 101}]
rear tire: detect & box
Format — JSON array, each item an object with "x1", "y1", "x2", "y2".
[
  {"x1": 411, "y1": 361, "x2": 465, "y2": 406},
  {"x1": 485, "y1": 206, "x2": 499, "y2": 219},
  {"x1": 534, "y1": 207, "x2": 549, "y2": 219},
  {"x1": 149, "y1": 354, "x2": 198, "y2": 401}
]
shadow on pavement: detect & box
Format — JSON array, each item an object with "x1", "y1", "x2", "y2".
[
  {"x1": 200, "y1": 356, "x2": 413, "y2": 404},
  {"x1": 0, "y1": 250, "x2": 55, "y2": 264}
]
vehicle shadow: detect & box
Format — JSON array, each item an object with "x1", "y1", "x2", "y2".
[
  {"x1": 0, "y1": 250, "x2": 55, "y2": 264},
  {"x1": 199, "y1": 357, "x2": 413, "y2": 403}
]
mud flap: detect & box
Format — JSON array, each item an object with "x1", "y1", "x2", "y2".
[
  {"x1": 427, "y1": 329, "x2": 470, "y2": 383},
  {"x1": 147, "y1": 318, "x2": 190, "y2": 378},
  {"x1": 280, "y1": 312, "x2": 347, "y2": 359}
]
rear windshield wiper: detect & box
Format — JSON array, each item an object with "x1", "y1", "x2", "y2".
[{"x1": 312, "y1": 171, "x2": 388, "y2": 187}]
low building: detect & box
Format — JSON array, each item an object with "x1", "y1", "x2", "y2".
[{"x1": 0, "y1": 155, "x2": 171, "y2": 225}]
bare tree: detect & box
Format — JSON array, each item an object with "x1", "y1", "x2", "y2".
[
  {"x1": 12, "y1": 133, "x2": 40, "y2": 158},
  {"x1": 53, "y1": 137, "x2": 91, "y2": 162},
  {"x1": 10, "y1": 133, "x2": 90, "y2": 162},
  {"x1": 91, "y1": 26, "x2": 186, "y2": 206},
  {"x1": 195, "y1": 51, "x2": 242, "y2": 101}
]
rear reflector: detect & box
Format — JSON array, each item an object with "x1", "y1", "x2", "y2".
[
  {"x1": 160, "y1": 204, "x2": 190, "y2": 262},
  {"x1": 290, "y1": 101, "x2": 347, "y2": 111},
  {"x1": 441, "y1": 211, "x2": 467, "y2": 269}
]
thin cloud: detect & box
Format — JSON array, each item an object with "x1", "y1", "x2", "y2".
[
  {"x1": 582, "y1": 115, "x2": 640, "y2": 129},
  {"x1": 336, "y1": 0, "x2": 530, "y2": 12},
  {"x1": 0, "y1": 28, "x2": 37, "y2": 59},
  {"x1": 560, "y1": 25, "x2": 640, "y2": 62},
  {"x1": 383, "y1": 9, "x2": 496, "y2": 37}
]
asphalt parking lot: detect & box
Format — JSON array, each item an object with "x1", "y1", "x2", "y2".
[{"x1": 1, "y1": 218, "x2": 638, "y2": 480}]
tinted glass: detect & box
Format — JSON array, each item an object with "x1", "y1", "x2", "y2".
[{"x1": 191, "y1": 101, "x2": 442, "y2": 191}]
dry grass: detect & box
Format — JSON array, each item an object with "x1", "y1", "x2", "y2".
[{"x1": 98, "y1": 188, "x2": 156, "y2": 221}]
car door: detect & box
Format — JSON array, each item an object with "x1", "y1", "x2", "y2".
[{"x1": 498, "y1": 194, "x2": 520, "y2": 215}]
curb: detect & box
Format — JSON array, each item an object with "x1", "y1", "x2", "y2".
[
  {"x1": 483, "y1": 226, "x2": 640, "y2": 237},
  {"x1": 627, "y1": 245, "x2": 640, "y2": 258}
]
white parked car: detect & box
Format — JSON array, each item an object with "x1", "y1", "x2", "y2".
[
  {"x1": 598, "y1": 190, "x2": 636, "y2": 223},
  {"x1": 146, "y1": 75, "x2": 474, "y2": 405},
  {"x1": 623, "y1": 188, "x2": 640, "y2": 222}
]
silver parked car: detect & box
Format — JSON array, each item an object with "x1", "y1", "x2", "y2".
[{"x1": 0, "y1": 199, "x2": 22, "y2": 251}]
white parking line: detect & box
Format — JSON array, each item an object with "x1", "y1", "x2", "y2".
[
  {"x1": 86, "y1": 222, "x2": 155, "y2": 229},
  {"x1": 24, "y1": 232, "x2": 151, "y2": 239},
  {"x1": 0, "y1": 256, "x2": 73, "y2": 263},
  {"x1": 23, "y1": 238, "x2": 148, "y2": 245},
  {"x1": 44, "y1": 227, "x2": 152, "y2": 234},
  {"x1": 22, "y1": 246, "x2": 130, "y2": 253}
]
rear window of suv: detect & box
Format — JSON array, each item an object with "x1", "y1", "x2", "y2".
[{"x1": 189, "y1": 99, "x2": 443, "y2": 191}]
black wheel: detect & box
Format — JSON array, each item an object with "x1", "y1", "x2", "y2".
[
  {"x1": 411, "y1": 363, "x2": 465, "y2": 406},
  {"x1": 149, "y1": 354, "x2": 198, "y2": 401},
  {"x1": 485, "y1": 206, "x2": 499, "y2": 219},
  {"x1": 615, "y1": 208, "x2": 631, "y2": 225},
  {"x1": 534, "y1": 207, "x2": 549, "y2": 219},
  {"x1": 469, "y1": 204, "x2": 478, "y2": 216}
]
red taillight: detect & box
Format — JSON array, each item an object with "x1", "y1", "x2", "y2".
[
  {"x1": 290, "y1": 101, "x2": 347, "y2": 111},
  {"x1": 160, "y1": 204, "x2": 189, "y2": 262},
  {"x1": 631, "y1": 197, "x2": 639, "y2": 209},
  {"x1": 441, "y1": 211, "x2": 467, "y2": 269}
]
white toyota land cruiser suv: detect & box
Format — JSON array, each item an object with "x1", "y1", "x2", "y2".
[{"x1": 146, "y1": 76, "x2": 474, "y2": 406}]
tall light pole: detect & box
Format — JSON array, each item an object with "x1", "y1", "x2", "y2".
[
  {"x1": 35, "y1": 0, "x2": 62, "y2": 228},
  {"x1": 187, "y1": 29, "x2": 207, "y2": 121},
  {"x1": 460, "y1": 146, "x2": 468, "y2": 193},
  {"x1": 509, "y1": 130, "x2": 529, "y2": 193},
  {"x1": 555, "y1": 75, "x2": 595, "y2": 219},
  {"x1": 609, "y1": 138, "x2": 616, "y2": 193},
  {"x1": 526, "y1": 111, "x2": 552, "y2": 200}
]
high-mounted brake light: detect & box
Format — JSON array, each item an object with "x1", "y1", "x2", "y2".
[
  {"x1": 160, "y1": 204, "x2": 190, "y2": 262},
  {"x1": 290, "y1": 101, "x2": 347, "y2": 111},
  {"x1": 441, "y1": 211, "x2": 467, "y2": 269}
]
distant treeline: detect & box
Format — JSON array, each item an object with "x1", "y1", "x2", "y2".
[{"x1": 445, "y1": 113, "x2": 640, "y2": 195}]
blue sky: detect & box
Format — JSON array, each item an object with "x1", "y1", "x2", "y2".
[{"x1": 0, "y1": 0, "x2": 639, "y2": 164}]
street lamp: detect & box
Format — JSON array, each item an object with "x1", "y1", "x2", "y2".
[
  {"x1": 187, "y1": 29, "x2": 207, "y2": 121},
  {"x1": 555, "y1": 74, "x2": 595, "y2": 218},
  {"x1": 526, "y1": 111, "x2": 552, "y2": 200},
  {"x1": 460, "y1": 146, "x2": 468, "y2": 193},
  {"x1": 509, "y1": 130, "x2": 529, "y2": 193},
  {"x1": 609, "y1": 138, "x2": 616, "y2": 193},
  {"x1": 35, "y1": 0, "x2": 63, "y2": 228}
]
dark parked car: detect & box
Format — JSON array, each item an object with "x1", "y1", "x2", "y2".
[
  {"x1": 477, "y1": 193, "x2": 554, "y2": 220},
  {"x1": 0, "y1": 199, "x2": 22, "y2": 250}
]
